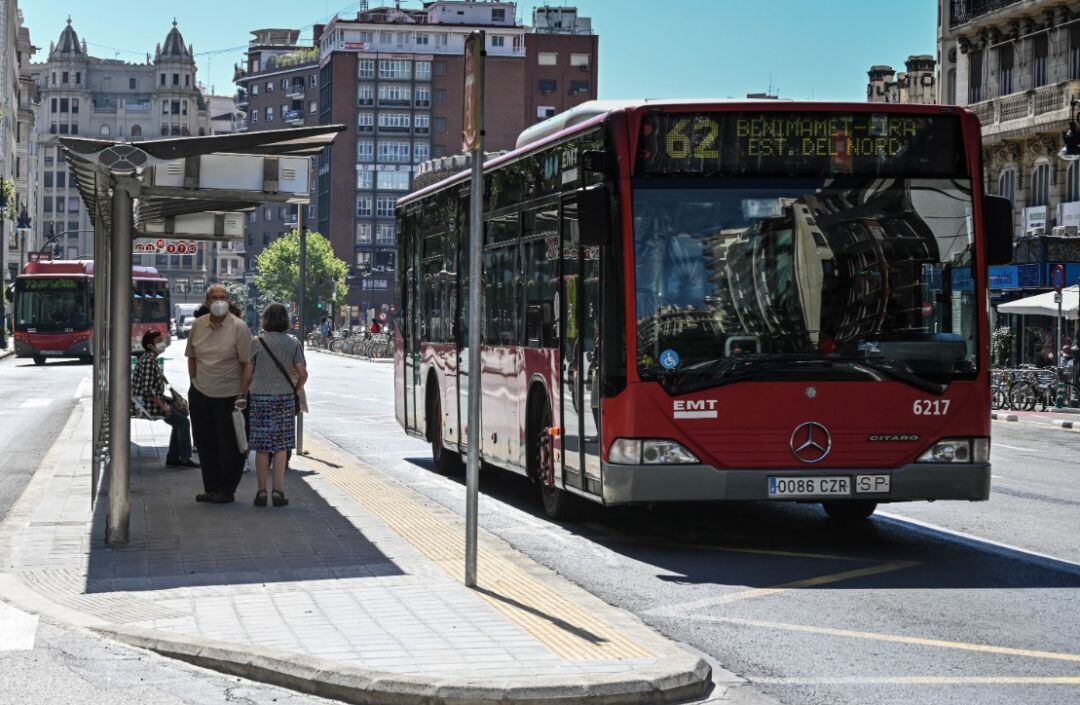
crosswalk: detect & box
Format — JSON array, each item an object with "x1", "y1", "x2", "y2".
[{"x1": 0, "y1": 602, "x2": 38, "y2": 652}]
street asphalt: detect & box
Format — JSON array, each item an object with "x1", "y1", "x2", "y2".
[{"x1": 298, "y1": 350, "x2": 1080, "y2": 705}]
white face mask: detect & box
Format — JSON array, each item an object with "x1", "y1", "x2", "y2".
[
  {"x1": 209, "y1": 300, "x2": 229, "y2": 317},
  {"x1": 155, "y1": 341, "x2": 167, "y2": 353}
]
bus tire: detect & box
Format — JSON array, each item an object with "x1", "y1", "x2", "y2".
[
  {"x1": 529, "y1": 392, "x2": 577, "y2": 521},
  {"x1": 822, "y1": 500, "x2": 877, "y2": 522},
  {"x1": 32, "y1": 355, "x2": 45, "y2": 366},
  {"x1": 428, "y1": 382, "x2": 463, "y2": 475},
  {"x1": 79, "y1": 355, "x2": 93, "y2": 365}
]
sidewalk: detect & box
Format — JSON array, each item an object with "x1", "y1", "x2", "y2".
[
  {"x1": 991, "y1": 408, "x2": 1080, "y2": 431},
  {"x1": 0, "y1": 396, "x2": 734, "y2": 704},
  {"x1": 0, "y1": 337, "x2": 12, "y2": 360}
]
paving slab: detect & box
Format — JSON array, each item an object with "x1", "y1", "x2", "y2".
[{"x1": 0, "y1": 396, "x2": 735, "y2": 704}]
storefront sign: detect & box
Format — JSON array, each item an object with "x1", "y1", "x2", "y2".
[{"x1": 989, "y1": 265, "x2": 1019, "y2": 289}]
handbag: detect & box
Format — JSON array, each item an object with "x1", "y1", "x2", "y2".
[
  {"x1": 258, "y1": 335, "x2": 302, "y2": 415},
  {"x1": 232, "y1": 408, "x2": 249, "y2": 454},
  {"x1": 168, "y1": 387, "x2": 189, "y2": 414}
]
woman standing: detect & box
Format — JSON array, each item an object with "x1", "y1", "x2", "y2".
[{"x1": 239, "y1": 303, "x2": 308, "y2": 507}]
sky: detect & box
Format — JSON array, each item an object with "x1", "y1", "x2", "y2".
[{"x1": 20, "y1": 0, "x2": 939, "y2": 102}]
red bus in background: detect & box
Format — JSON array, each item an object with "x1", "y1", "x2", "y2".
[
  {"x1": 13, "y1": 260, "x2": 171, "y2": 365},
  {"x1": 394, "y1": 100, "x2": 1012, "y2": 521}
]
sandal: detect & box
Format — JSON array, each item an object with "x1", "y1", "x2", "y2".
[
  {"x1": 271, "y1": 490, "x2": 289, "y2": 507},
  {"x1": 254, "y1": 490, "x2": 267, "y2": 507}
]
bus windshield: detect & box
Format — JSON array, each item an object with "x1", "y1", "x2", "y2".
[
  {"x1": 632, "y1": 177, "x2": 978, "y2": 394},
  {"x1": 134, "y1": 281, "x2": 171, "y2": 324},
  {"x1": 14, "y1": 278, "x2": 90, "y2": 332}
]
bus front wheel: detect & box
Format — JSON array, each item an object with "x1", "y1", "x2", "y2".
[
  {"x1": 32, "y1": 355, "x2": 45, "y2": 366},
  {"x1": 821, "y1": 500, "x2": 877, "y2": 522},
  {"x1": 429, "y1": 390, "x2": 463, "y2": 475}
]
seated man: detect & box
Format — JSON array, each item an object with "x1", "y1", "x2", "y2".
[{"x1": 132, "y1": 329, "x2": 199, "y2": 468}]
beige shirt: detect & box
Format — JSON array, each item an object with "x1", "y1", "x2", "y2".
[{"x1": 185, "y1": 314, "x2": 252, "y2": 397}]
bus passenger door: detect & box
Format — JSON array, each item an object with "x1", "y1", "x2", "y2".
[
  {"x1": 560, "y1": 198, "x2": 583, "y2": 489},
  {"x1": 405, "y1": 245, "x2": 421, "y2": 433},
  {"x1": 456, "y1": 194, "x2": 472, "y2": 451}
]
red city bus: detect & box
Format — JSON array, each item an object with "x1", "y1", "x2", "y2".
[
  {"x1": 394, "y1": 101, "x2": 1012, "y2": 520},
  {"x1": 13, "y1": 260, "x2": 172, "y2": 365}
]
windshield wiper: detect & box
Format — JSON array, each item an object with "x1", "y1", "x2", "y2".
[{"x1": 833, "y1": 357, "x2": 947, "y2": 396}]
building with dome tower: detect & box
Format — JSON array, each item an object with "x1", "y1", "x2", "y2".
[{"x1": 29, "y1": 18, "x2": 212, "y2": 298}]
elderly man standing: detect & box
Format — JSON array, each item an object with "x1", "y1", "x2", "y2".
[{"x1": 186, "y1": 285, "x2": 252, "y2": 504}]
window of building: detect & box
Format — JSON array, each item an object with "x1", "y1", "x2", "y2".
[
  {"x1": 379, "y1": 59, "x2": 411, "y2": 80},
  {"x1": 356, "y1": 223, "x2": 372, "y2": 244},
  {"x1": 377, "y1": 113, "x2": 411, "y2": 132},
  {"x1": 1068, "y1": 161, "x2": 1080, "y2": 203},
  {"x1": 358, "y1": 112, "x2": 374, "y2": 132},
  {"x1": 266, "y1": 80, "x2": 274, "y2": 93},
  {"x1": 537, "y1": 105, "x2": 556, "y2": 119},
  {"x1": 129, "y1": 77, "x2": 137, "y2": 90},
  {"x1": 248, "y1": 211, "x2": 257, "y2": 223},
  {"x1": 378, "y1": 140, "x2": 410, "y2": 162},
  {"x1": 379, "y1": 31, "x2": 392, "y2": 45},
  {"x1": 434, "y1": 60, "x2": 446, "y2": 76},
  {"x1": 76, "y1": 71, "x2": 81, "y2": 84},
  {"x1": 436, "y1": 33, "x2": 448, "y2": 47},
  {"x1": 968, "y1": 49, "x2": 984, "y2": 103},
  {"x1": 538, "y1": 52, "x2": 558, "y2": 66},
  {"x1": 181, "y1": 100, "x2": 187, "y2": 115},
  {"x1": 173, "y1": 73, "x2": 180, "y2": 85},
  {"x1": 62, "y1": 71, "x2": 69, "y2": 84},
  {"x1": 415, "y1": 61, "x2": 431, "y2": 80},
  {"x1": 100, "y1": 125, "x2": 110, "y2": 136},
  {"x1": 358, "y1": 58, "x2": 375, "y2": 79},
  {"x1": 131, "y1": 124, "x2": 142, "y2": 136},
  {"x1": 538, "y1": 79, "x2": 557, "y2": 94},
  {"x1": 376, "y1": 222, "x2": 396, "y2": 244},
  {"x1": 357, "y1": 169, "x2": 374, "y2": 190},
  {"x1": 357, "y1": 139, "x2": 374, "y2": 161},
  {"x1": 310, "y1": 74, "x2": 318, "y2": 87},
  {"x1": 185, "y1": 74, "x2": 190, "y2": 86},
  {"x1": 309, "y1": 100, "x2": 318, "y2": 113},
  {"x1": 492, "y1": 7, "x2": 506, "y2": 22},
  {"x1": 379, "y1": 84, "x2": 411, "y2": 106},
  {"x1": 265, "y1": 206, "x2": 273, "y2": 221},
  {"x1": 414, "y1": 113, "x2": 430, "y2": 134},
  {"x1": 396, "y1": 32, "x2": 407, "y2": 47},
  {"x1": 159, "y1": 72, "x2": 166, "y2": 86},
  {"x1": 56, "y1": 171, "x2": 66, "y2": 188},
  {"x1": 998, "y1": 43, "x2": 1014, "y2": 95},
  {"x1": 375, "y1": 196, "x2": 396, "y2": 217},
  {"x1": 376, "y1": 170, "x2": 410, "y2": 191},
  {"x1": 251, "y1": 83, "x2": 259, "y2": 96},
  {"x1": 1033, "y1": 33, "x2": 1049, "y2": 88},
  {"x1": 1072, "y1": 25, "x2": 1080, "y2": 79},
  {"x1": 50, "y1": 98, "x2": 57, "y2": 113},
  {"x1": 44, "y1": 172, "x2": 53, "y2": 188},
  {"x1": 356, "y1": 196, "x2": 373, "y2": 216},
  {"x1": 434, "y1": 88, "x2": 447, "y2": 104},
  {"x1": 266, "y1": 106, "x2": 274, "y2": 121},
  {"x1": 281, "y1": 78, "x2": 289, "y2": 91},
  {"x1": 70, "y1": 98, "x2": 79, "y2": 113},
  {"x1": 434, "y1": 116, "x2": 447, "y2": 131},
  {"x1": 569, "y1": 80, "x2": 589, "y2": 95},
  {"x1": 571, "y1": 53, "x2": 590, "y2": 68},
  {"x1": 416, "y1": 33, "x2": 429, "y2": 46},
  {"x1": 414, "y1": 86, "x2": 431, "y2": 107},
  {"x1": 491, "y1": 35, "x2": 505, "y2": 48},
  {"x1": 1030, "y1": 161, "x2": 1050, "y2": 207},
  {"x1": 414, "y1": 142, "x2": 430, "y2": 163},
  {"x1": 60, "y1": 98, "x2": 69, "y2": 113},
  {"x1": 356, "y1": 251, "x2": 372, "y2": 267},
  {"x1": 358, "y1": 84, "x2": 375, "y2": 106}
]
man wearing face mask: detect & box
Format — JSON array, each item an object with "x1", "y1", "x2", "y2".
[
  {"x1": 185, "y1": 284, "x2": 253, "y2": 503},
  {"x1": 132, "y1": 329, "x2": 198, "y2": 468}
]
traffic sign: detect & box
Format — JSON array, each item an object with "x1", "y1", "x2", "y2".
[{"x1": 1051, "y1": 263, "x2": 1066, "y2": 292}]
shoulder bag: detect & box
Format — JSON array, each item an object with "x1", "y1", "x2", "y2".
[{"x1": 257, "y1": 335, "x2": 302, "y2": 416}]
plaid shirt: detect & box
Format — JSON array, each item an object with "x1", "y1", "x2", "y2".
[{"x1": 131, "y1": 353, "x2": 167, "y2": 418}]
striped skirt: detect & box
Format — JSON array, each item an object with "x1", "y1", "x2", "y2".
[{"x1": 249, "y1": 393, "x2": 296, "y2": 452}]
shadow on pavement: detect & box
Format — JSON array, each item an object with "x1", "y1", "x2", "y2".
[{"x1": 85, "y1": 443, "x2": 402, "y2": 593}]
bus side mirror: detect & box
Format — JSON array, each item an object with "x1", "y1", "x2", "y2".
[
  {"x1": 984, "y1": 195, "x2": 1013, "y2": 266},
  {"x1": 579, "y1": 183, "x2": 612, "y2": 246}
]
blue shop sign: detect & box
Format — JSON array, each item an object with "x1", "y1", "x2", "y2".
[
  {"x1": 951, "y1": 267, "x2": 974, "y2": 292},
  {"x1": 1018, "y1": 263, "x2": 1042, "y2": 289},
  {"x1": 989, "y1": 265, "x2": 1019, "y2": 289}
]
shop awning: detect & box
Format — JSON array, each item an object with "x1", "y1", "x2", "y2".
[{"x1": 996, "y1": 285, "x2": 1080, "y2": 319}]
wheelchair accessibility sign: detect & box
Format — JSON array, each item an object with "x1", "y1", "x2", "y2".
[{"x1": 660, "y1": 349, "x2": 680, "y2": 370}]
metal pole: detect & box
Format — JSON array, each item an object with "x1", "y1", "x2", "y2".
[
  {"x1": 0, "y1": 212, "x2": 7, "y2": 351},
  {"x1": 465, "y1": 32, "x2": 485, "y2": 588},
  {"x1": 296, "y1": 206, "x2": 306, "y2": 454},
  {"x1": 106, "y1": 178, "x2": 134, "y2": 545}
]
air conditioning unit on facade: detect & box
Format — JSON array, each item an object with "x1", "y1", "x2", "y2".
[
  {"x1": 1026, "y1": 226, "x2": 1046, "y2": 237},
  {"x1": 1053, "y1": 225, "x2": 1079, "y2": 237}
]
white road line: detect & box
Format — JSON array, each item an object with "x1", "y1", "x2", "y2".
[
  {"x1": 18, "y1": 399, "x2": 52, "y2": 408},
  {"x1": 993, "y1": 443, "x2": 1035, "y2": 451},
  {"x1": 878, "y1": 512, "x2": 1080, "y2": 577},
  {"x1": 0, "y1": 602, "x2": 38, "y2": 651},
  {"x1": 73, "y1": 376, "x2": 90, "y2": 399}
]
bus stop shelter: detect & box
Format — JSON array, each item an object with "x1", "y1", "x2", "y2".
[{"x1": 60, "y1": 125, "x2": 343, "y2": 545}]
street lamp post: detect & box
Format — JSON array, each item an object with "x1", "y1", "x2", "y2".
[{"x1": 0, "y1": 189, "x2": 8, "y2": 350}]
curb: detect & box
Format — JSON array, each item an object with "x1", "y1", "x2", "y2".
[
  {"x1": 94, "y1": 627, "x2": 713, "y2": 705},
  {"x1": 991, "y1": 411, "x2": 1079, "y2": 431},
  {"x1": 1051, "y1": 419, "x2": 1075, "y2": 429},
  {"x1": 990, "y1": 412, "x2": 1019, "y2": 422},
  {"x1": 308, "y1": 347, "x2": 394, "y2": 363}
]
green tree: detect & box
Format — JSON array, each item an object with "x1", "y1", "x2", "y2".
[
  {"x1": 221, "y1": 281, "x2": 249, "y2": 313},
  {"x1": 254, "y1": 229, "x2": 347, "y2": 327}
]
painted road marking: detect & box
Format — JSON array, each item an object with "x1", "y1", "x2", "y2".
[
  {"x1": 695, "y1": 616, "x2": 1080, "y2": 664},
  {"x1": 878, "y1": 512, "x2": 1080, "y2": 578},
  {"x1": 747, "y1": 676, "x2": 1080, "y2": 685},
  {"x1": 647, "y1": 561, "x2": 919, "y2": 616},
  {"x1": 19, "y1": 399, "x2": 52, "y2": 409},
  {"x1": 73, "y1": 376, "x2": 90, "y2": 400},
  {"x1": 993, "y1": 443, "x2": 1035, "y2": 452},
  {"x1": 0, "y1": 602, "x2": 39, "y2": 651}
]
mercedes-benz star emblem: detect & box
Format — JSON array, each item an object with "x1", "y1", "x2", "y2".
[
  {"x1": 790, "y1": 422, "x2": 831, "y2": 464},
  {"x1": 805, "y1": 386, "x2": 817, "y2": 399}
]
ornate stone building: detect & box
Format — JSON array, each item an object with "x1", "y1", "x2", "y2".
[
  {"x1": 29, "y1": 18, "x2": 211, "y2": 297},
  {"x1": 867, "y1": 55, "x2": 937, "y2": 103}
]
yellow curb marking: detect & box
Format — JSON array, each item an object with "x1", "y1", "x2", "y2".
[
  {"x1": 306, "y1": 436, "x2": 651, "y2": 661},
  {"x1": 748, "y1": 676, "x2": 1080, "y2": 685},
  {"x1": 697, "y1": 616, "x2": 1080, "y2": 664}
]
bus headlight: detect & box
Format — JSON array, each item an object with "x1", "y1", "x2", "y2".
[
  {"x1": 917, "y1": 438, "x2": 989, "y2": 464},
  {"x1": 608, "y1": 439, "x2": 700, "y2": 465}
]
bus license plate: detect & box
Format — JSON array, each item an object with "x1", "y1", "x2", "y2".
[{"x1": 768, "y1": 476, "x2": 851, "y2": 497}]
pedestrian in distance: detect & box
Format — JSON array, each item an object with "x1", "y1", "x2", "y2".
[
  {"x1": 131, "y1": 329, "x2": 199, "y2": 468},
  {"x1": 186, "y1": 284, "x2": 253, "y2": 504},
  {"x1": 239, "y1": 303, "x2": 308, "y2": 508}
]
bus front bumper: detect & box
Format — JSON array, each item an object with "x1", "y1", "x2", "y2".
[{"x1": 600, "y1": 462, "x2": 991, "y2": 505}]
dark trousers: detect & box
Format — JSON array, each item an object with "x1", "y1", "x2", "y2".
[
  {"x1": 189, "y1": 385, "x2": 244, "y2": 496},
  {"x1": 162, "y1": 402, "x2": 193, "y2": 462}
]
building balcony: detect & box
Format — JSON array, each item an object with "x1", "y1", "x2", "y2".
[
  {"x1": 283, "y1": 109, "x2": 304, "y2": 125},
  {"x1": 377, "y1": 125, "x2": 411, "y2": 134},
  {"x1": 123, "y1": 100, "x2": 151, "y2": 113},
  {"x1": 949, "y1": 0, "x2": 1027, "y2": 29},
  {"x1": 970, "y1": 80, "x2": 1080, "y2": 140},
  {"x1": 286, "y1": 85, "x2": 306, "y2": 98},
  {"x1": 93, "y1": 103, "x2": 117, "y2": 114},
  {"x1": 378, "y1": 98, "x2": 411, "y2": 108}
]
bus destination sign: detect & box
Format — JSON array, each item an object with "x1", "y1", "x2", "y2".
[
  {"x1": 19, "y1": 278, "x2": 80, "y2": 291},
  {"x1": 637, "y1": 112, "x2": 967, "y2": 178}
]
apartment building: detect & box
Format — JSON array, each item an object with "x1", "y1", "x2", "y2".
[
  {"x1": 29, "y1": 19, "x2": 211, "y2": 298},
  {"x1": 866, "y1": 55, "x2": 937, "y2": 103},
  {"x1": 311, "y1": 1, "x2": 597, "y2": 318}
]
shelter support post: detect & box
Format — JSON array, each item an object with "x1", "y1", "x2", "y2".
[
  {"x1": 91, "y1": 211, "x2": 108, "y2": 505},
  {"x1": 105, "y1": 178, "x2": 135, "y2": 545},
  {"x1": 296, "y1": 205, "x2": 306, "y2": 455}
]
